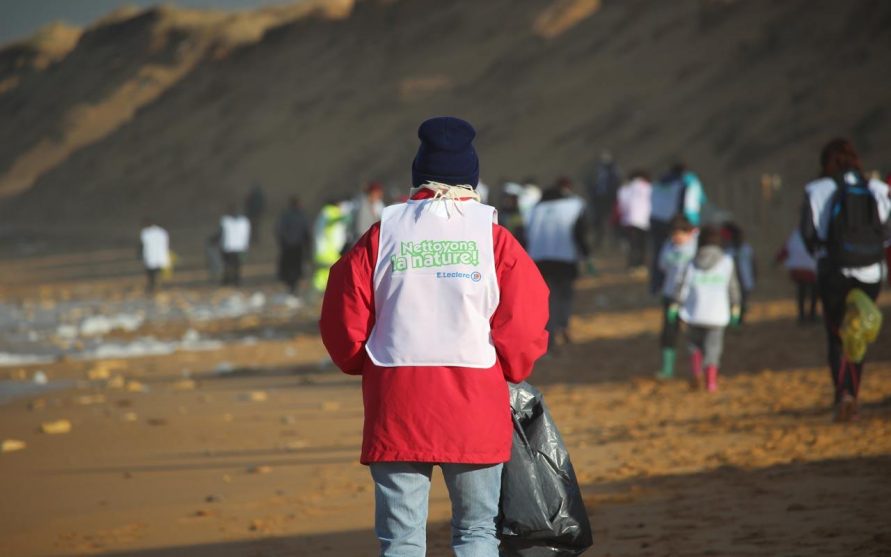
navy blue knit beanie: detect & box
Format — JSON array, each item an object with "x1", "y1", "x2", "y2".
[{"x1": 411, "y1": 117, "x2": 480, "y2": 188}]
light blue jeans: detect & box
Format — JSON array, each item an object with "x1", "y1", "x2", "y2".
[{"x1": 369, "y1": 462, "x2": 503, "y2": 557}]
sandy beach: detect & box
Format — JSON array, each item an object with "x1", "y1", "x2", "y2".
[{"x1": 1, "y1": 247, "x2": 889, "y2": 557}]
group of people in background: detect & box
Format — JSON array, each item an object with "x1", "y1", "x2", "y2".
[
  {"x1": 499, "y1": 140, "x2": 889, "y2": 415},
  {"x1": 136, "y1": 181, "x2": 381, "y2": 299},
  {"x1": 137, "y1": 135, "x2": 890, "y2": 422}
]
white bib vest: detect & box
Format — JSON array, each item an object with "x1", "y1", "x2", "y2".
[
  {"x1": 526, "y1": 196, "x2": 585, "y2": 262},
  {"x1": 140, "y1": 226, "x2": 170, "y2": 270},
  {"x1": 680, "y1": 255, "x2": 736, "y2": 327},
  {"x1": 221, "y1": 215, "x2": 251, "y2": 253},
  {"x1": 365, "y1": 199, "x2": 500, "y2": 368}
]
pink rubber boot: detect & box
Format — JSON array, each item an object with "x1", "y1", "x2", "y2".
[{"x1": 706, "y1": 365, "x2": 718, "y2": 392}]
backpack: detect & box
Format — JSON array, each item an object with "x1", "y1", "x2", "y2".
[{"x1": 826, "y1": 173, "x2": 885, "y2": 267}]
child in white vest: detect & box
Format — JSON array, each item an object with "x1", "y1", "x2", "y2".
[{"x1": 670, "y1": 225, "x2": 741, "y2": 392}]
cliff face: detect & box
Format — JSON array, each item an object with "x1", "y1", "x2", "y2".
[
  {"x1": 1, "y1": 0, "x2": 889, "y2": 233},
  {"x1": 0, "y1": 1, "x2": 352, "y2": 201}
]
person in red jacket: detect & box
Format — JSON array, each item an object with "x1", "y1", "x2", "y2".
[{"x1": 319, "y1": 116, "x2": 549, "y2": 556}]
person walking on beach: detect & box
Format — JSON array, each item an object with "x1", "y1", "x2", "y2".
[
  {"x1": 312, "y1": 197, "x2": 349, "y2": 292},
  {"x1": 275, "y1": 196, "x2": 311, "y2": 296},
  {"x1": 800, "y1": 138, "x2": 890, "y2": 421},
  {"x1": 498, "y1": 186, "x2": 525, "y2": 246},
  {"x1": 220, "y1": 205, "x2": 251, "y2": 287},
  {"x1": 320, "y1": 116, "x2": 549, "y2": 556},
  {"x1": 617, "y1": 170, "x2": 652, "y2": 270},
  {"x1": 244, "y1": 183, "x2": 266, "y2": 246},
  {"x1": 139, "y1": 219, "x2": 169, "y2": 293},
  {"x1": 776, "y1": 228, "x2": 818, "y2": 323},
  {"x1": 648, "y1": 162, "x2": 706, "y2": 294},
  {"x1": 350, "y1": 181, "x2": 385, "y2": 245},
  {"x1": 586, "y1": 150, "x2": 621, "y2": 251},
  {"x1": 671, "y1": 225, "x2": 742, "y2": 392},
  {"x1": 526, "y1": 176, "x2": 592, "y2": 353},
  {"x1": 655, "y1": 215, "x2": 698, "y2": 380},
  {"x1": 722, "y1": 222, "x2": 756, "y2": 324}
]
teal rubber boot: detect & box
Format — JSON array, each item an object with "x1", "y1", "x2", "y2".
[{"x1": 655, "y1": 348, "x2": 676, "y2": 380}]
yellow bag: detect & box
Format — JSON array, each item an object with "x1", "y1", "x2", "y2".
[
  {"x1": 161, "y1": 251, "x2": 177, "y2": 281},
  {"x1": 840, "y1": 289, "x2": 883, "y2": 363}
]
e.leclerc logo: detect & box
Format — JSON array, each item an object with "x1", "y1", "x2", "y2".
[{"x1": 436, "y1": 271, "x2": 483, "y2": 282}]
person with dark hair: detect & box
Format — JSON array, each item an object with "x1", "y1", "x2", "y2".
[
  {"x1": 776, "y1": 228, "x2": 819, "y2": 323},
  {"x1": 276, "y1": 196, "x2": 311, "y2": 296},
  {"x1": 527, "y1": 175, "x2": 592, "y2": 352},
  {"x1": 648, "y1": 162, "x2": 707, "y2": 294},
  {"x1": 722, "y1": 222, "x2": 756, "y2": 324},
  {"x1": 320, "y1": 117, "x2": 549, "y2": 556},
  {"x1": 654, "y1": 215, "x2": 698, "y2": 379},
  {"x1": 800, "y1": 138, "x2": 890, "y2": 421},
  {"x1": 617, "y1": 170, "x2": 652, "y2": 269},
  {"x1": 670, "y1": 225, "x2": 741, "y2": 392}
]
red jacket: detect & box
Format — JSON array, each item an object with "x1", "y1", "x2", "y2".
[{"x1": 319, "y1": 196, "x2": 549, "y2": 464}]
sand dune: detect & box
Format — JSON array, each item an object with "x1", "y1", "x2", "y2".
[
  {"x1": 0, "y1": 1, "x2": 353, "y2": 200},
  {"x1": 0, "y1": 0, "x2": 889, "y2": 246}
]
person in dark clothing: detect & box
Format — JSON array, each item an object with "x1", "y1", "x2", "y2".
[
  {"x1": 244, "y1": 183, "x2": 266, "y2": 246},
  {"x1": 800, "y1": 138, "x2": 890, "y2": 421},
  {"x1": 499, "y1": 189, "x2": 525, "y2": 247},
  {"x1": 276, "y1": 196, "x2": 312, "y2": 295},
  {"x1": 586, "y1": 151, "x2": 622, "y2": 252},
  {"x1": 526, "y1": 177, "x2": 593, "y2": 352}
]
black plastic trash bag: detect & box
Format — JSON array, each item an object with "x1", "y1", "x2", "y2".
[{"x1": 498, "y1": 381, "x2": 594, "y2": 556}]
